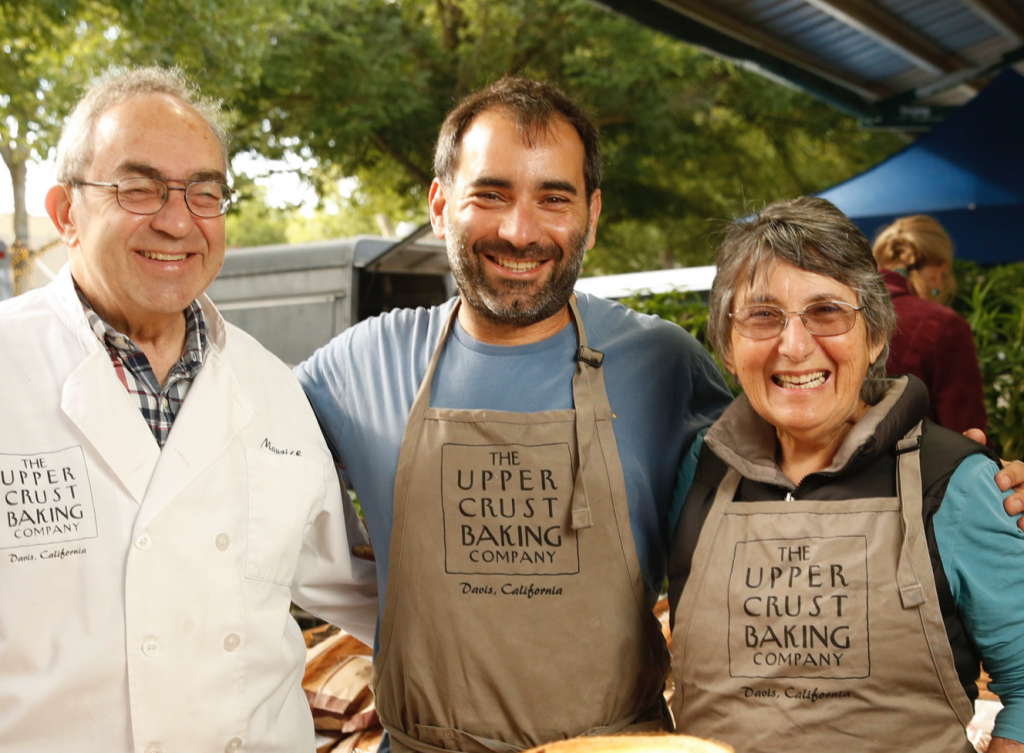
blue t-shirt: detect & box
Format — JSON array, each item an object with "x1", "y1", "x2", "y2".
[{"x1": 296, "y1": 293, "x2": 733, "y2": 638}]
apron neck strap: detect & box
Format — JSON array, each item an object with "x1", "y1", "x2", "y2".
[
  {"x1": 418, "y1": 296, "x2": 605, "y2": 532},
  {"x1": 895, "y1": 421, "x2": 926, "y2": 609},
  {"x1": 566, "y1": 296, "x2": 604, "y2": 530},
  {"x1": 400, "y1": 299, "x2": 463, "y2": 435}
]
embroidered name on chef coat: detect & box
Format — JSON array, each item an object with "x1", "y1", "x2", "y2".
[
  {"x1": 442, "y1": 442, "x2": 579, "y2": 576},
  {"x1": 728, "y1": 536, "x2": 869, "y2": 679},
  {"x1": 1, "y1": 447, "x2": 97, "y2": 549}
]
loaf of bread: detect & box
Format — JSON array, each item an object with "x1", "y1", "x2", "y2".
[{"x1": 523, "y1": 734, "x2": 733, "y2": 752}]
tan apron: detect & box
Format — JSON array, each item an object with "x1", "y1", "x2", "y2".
[
  {"x1": 672, "y1": 424, "x2": 976, "y2": 753},
  {"x1": 372, "y1": 298, "x2": 670, "y2": 753}
]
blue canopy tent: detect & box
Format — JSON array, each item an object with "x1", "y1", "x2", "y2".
[{"x1": 818, "y1": 69, "x2": 1024, "y2": 265}]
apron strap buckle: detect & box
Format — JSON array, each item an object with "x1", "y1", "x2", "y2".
[
  {"x1": 576, "y1": 346, "x2": 604, "y2": 368},
  {"x1": 900, "y1": 583, "x2": 927, "y2": 609},
  {"x1": 895, "y1": 435, "x2": 922, "y2": 455},
  {"x1": 572, "y1": 506, "x2": 594, "y2": 529}
]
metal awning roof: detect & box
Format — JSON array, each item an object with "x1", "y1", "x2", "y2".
[{"x1": 592, "y1": 0, "x2": 1024, "y2": 129}]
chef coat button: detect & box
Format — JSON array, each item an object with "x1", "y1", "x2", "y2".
[
  {"x1": 223, "y1": 633, "x2": 241, "y2": 652},
  {"x1": 145, "y1": 746, "x2": 164, "y2": 753},
  {"x1": 135, "y1": 532, "x2": 152, "y2": 550},
  {"x1": 225, "y1": 737, "x2": 243, "y2": 751},
  {"x1": 142, "y1": 639, "x2": 159, "y2": 657},
  {"x1": 215, "y1": 533, "x2": 231, "y2": 551}
]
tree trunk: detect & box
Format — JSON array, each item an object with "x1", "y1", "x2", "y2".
[
  {"x1": 11, "y1": 157, "x2": 29, "y2": 247},
  {"x1": 10, "y1": 241, "x2": 31, "y2": 296},
  {"x1": 374, "y1": 213, "x2": 395, "y2": 238},
  {"x1": 5, "y1": 155, "x2": 35, "y2": 296},
  {"x1": 660, "y1": 247, "x2": 676, "y2": 270}
]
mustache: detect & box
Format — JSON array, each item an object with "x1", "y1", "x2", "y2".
[{"x1": 472, "y1": 238, "x2": 563, "y2": 262}]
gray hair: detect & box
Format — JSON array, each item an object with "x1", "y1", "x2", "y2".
[
  {"x1": 55, "y1": 66, "x2": 230, "y2": 184},
  {"x1": 709, "y1": 196, "x2": 896, "y2": 380}
]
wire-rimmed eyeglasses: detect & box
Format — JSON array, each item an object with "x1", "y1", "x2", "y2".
[
  {"x1": 73, "y1": 177, "x2": 233, "y2": 218},
  {"x1": 729, "y1": 301, "x2": 865, "y2": 340}
]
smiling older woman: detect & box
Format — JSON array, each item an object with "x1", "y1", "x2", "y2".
[{"x1": 667, "y1": 197, "x2": 1024, "y2": 753}]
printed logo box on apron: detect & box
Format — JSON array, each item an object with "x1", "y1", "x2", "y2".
[
  {"x1": 442, "y1": 442, "x2": 579, "y2": 576},
  {"x1": 728, "y1": 535, "x2": 869, "y2": 679}
]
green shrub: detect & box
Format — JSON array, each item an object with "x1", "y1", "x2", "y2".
[
  {"x1": 621, "y1": 290, "x2": 740, "y2": 396},
  {"x1": 953, "y1": 261, "x2": 1024, "y2": 460},
  {"x1": 621, "y1": 290, "x2": 711, "y2": 346}
]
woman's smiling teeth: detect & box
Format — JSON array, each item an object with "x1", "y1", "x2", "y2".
[
  {"x1": 139, "y1": 250, "x2": 189, "y2": 262},
  {"x1": 492, "y1": 256, "x2": 542, "y2": 272},
  {"x1": 773, "y1": 370, "x2": 829, "y2": 389}
]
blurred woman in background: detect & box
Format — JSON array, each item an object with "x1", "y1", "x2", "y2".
[{"x1": 872, "y1": 215, "x2": 986, "y2": 434}]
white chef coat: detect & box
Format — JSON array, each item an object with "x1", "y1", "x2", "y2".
[{"x1": 0, "y1": 265, "x2": 377, "y2": 753}]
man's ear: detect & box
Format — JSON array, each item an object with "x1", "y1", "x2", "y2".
[
  {"x1": 585, "y1": 189, "x2": 602, "y2": 250},
  {"x1": 45, "y1": 185, "x2": 79, "y2": 248},
  {"x1": 428, "y1": 178, "x2": 447, "y2": 240}
]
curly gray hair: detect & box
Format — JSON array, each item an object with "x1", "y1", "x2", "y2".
[
  {"x1": 56, "y1": 66, "x2": 230, "y2": 184},
  {"x1": 708, "y1": 196, "x2": 896, "y2": 380}
]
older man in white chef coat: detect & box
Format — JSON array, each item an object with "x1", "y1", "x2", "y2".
[{"x1": 0, "y1": 67, "x2": 377, "y2": 752}]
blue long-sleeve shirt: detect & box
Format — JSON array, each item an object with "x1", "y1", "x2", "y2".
[{"x1": 935, "y1": 453, "x2": 1024, "y2": 742}]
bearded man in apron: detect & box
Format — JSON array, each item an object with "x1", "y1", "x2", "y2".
[{"x1": 296, "y1": 76, "x2": 736, "y2": 751}]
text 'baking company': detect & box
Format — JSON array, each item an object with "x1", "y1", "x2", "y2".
[
  {"x1": 442, "y1": 443, "x2": 579, "y2": 576},
  {"x1": 2, "y1": 447, "x2": 97, "y2": 550},
  {"x1": 728, "y1": 536, "x2": 869, "y2": 679}
]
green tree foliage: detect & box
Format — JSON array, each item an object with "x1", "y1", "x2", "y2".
[
  {"x1": 621, "y1": 290, "x2": 711, "y2": 349},
  {"x1": 230, "y1": 0, "x2": 447, "y2": 209},
  {"x1": 107, "y1": 0, "x2": 292, "y2": 99},
  {"x1": 225, "y1": 179, "x2": 290, "y2": 248},
  {"x1": 1, "y1": 0, "x2": 125, "y2": 246},
  {"x1": 619, "y1": 289, "x2": 738, "y2": 396},
  {"x1": 283, "y1": 173, "x2": 419, "y2": 243},
  {"x1": 1, "y1": 0, "x2": 289, "y2": 253},
  {"x1": 232, "y1": 0, "x2": 903, "y2": 270},
  {"x1": 954, "y1": 261, "x2": 1024, "y2": 460}
]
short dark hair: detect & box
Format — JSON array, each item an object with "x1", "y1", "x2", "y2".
[{"x1": 433, "y1": 76, "x2": 602, "y2": 200}]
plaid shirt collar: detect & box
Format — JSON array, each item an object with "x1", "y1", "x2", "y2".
[
  {"x1": 75, "y1": 286, "x2": 208, "y2": 385},
  {"x1": 74, "y1": 282, "x2": 208, "y2": 447}
]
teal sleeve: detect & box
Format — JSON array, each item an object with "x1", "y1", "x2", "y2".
[
  {"x1": 933, "y1": 454, "x2": 1024, "y2": 744},
  {"x1": 668, "y1": 427, "x2": 708, "y2": 539}
]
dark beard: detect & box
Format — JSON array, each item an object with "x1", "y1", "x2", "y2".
[{"x1": 446, "y1": 218, "x2": 590, "y2": 328}]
